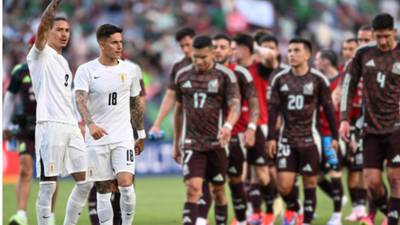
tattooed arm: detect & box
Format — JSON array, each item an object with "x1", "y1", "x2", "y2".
[
  {"x1": 35, "y1": 0, "x2": 62, "y2": 50},
  {"x1": 75, "y1": 90, "x2": 107, "y2": 140},
  {"x1": 130, "y1": 96, "x2": 145, "y2": 155}
]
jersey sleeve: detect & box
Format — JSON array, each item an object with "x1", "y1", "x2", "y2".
[
  {"x1": 168, "y1": 63, "x2": 179, "y2": 90},
  {"x1": 340, "y1": 50, "x2": 363, "y2": 121},
  {"x1": 235, "y1": 66, "x2": 256, "y2": 100},
  {"x1": 266, "y1": 76, "x2": 281, "y2": 140},
  {"x1": 73, "y1": 66, "x2": 90, "y2": 92},
  {"x1": 225, "y1": 72, "x2": 241, "y2": 103},
  {"x1": 7, "y1": 66, "x2": 23, "y2": 94},
  {"x1": 319, "y1": 77, "x2": 339, "y2": 140},
  {"x1": 130, "y1": 66, "x2": 142, "y2": 97}
]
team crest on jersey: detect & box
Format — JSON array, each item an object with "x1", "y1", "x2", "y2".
[
  {"x1": 119, "y1": 73, "x2": 126, "y2": 83},
  {"x1": 392, "y1": 62, "x2": 400, "y2": 75},
  {"x1": 208, "y1": 79, "x2": 219, "y2": 93},
  {"x1": 303, "y1": 82, "x2": 313, "y2": 95}
]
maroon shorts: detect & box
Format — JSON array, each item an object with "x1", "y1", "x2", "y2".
[
  {"x1": 276, "y1": 143, "x2": 320, "y2": 176},
  {"x1": 227, "y1": 134, "x2": 246, "y2": 177},
  {"x1": 182, "y1": 148, "x2": 228, "y2": 185},
  {"x1": 363, "y1": 129, "x2": 400, "y2": 170},
  {"x1": 247, "y1": 127, "x2": 269, "y2": 166}
]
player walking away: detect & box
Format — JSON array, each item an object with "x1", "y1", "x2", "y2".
[
  {"x1": 340, "y1": 13, "x2": 400, "y2": 225},
  {"x1": 74, "y1": 24, "x2": 145, "y2": 225},
  {"x1": 212, "y1": 34, "x2": 259, "y2": 225},
  {"x1": 173, "y1": 35, "x2": 241, "y2": 225},
  {"x1": 267, "y1": 38, "x2": 339, "y2": 225},
  {"x1": 4, "y1": 36, "x2": 57, "y2": 225},
  {"x1": 314, "y1": 49, "x2": 344, "y2": 225},
  {"x1": 27, "y1": 1, "x2": 93, "y2": 225},
  {"x1": 232, "y1": 33, "x2": 274, "y2": 224}
]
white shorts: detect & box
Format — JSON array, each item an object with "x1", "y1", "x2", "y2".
[
  {"x1": 35, "y1": 122, "x2": 87, "y2": 178},
  {"x1": 86, "y1": 141, "x2": 135, "y2": 182}
]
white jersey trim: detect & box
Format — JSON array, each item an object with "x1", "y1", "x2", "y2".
[
  {"x1": 215, "y1": 63, "x2": 237, "y2": 82},
  {"x1": 234, "y1": 65, "x2": 253, "y2": 82},
  {"x1": 310, "y1": 68, "x2": 330, "y2": 87},
  {"x1": 269, "y1": 67, "x2": 290, "y2": 87},
  {"x1": 175, "y1": 64, "x2": 193, "y2": 84}
]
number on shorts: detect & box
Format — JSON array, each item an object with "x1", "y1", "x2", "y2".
[
  {"x1": 183, "y1": 150, "x2": 193, "y2": 164},
  {"x1": 64, "y1": 74, "x2": 69, "y2": 87},
  {"x1": 108, "y1": 92, "x2": 117, "y2": 105},
  {"x1": 278, "y1": 144, "x2": 291, "y2": 157},
  {"x1": 126, "y1": 149, "x2": 134, "y2": 162}
]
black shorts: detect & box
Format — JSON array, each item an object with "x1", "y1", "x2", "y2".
[
  {"x1": 16, "y1": 132, "x2": 35, "y2": 159},
  {"x1": 247, "y1": 127, "x2": 269, "y2": 166},
  {"x1": 182, "y1": 148, "x2": 228, "y2": 185},
  {"x1": 276, "y1": 143, "x2": 320, "y2": 176},
  {"x1": 227, "y1": 134, "x2": 246, "y2": 177},
  {"x1": 363, "y1": 129, "x2": 400, "y2": 170}
]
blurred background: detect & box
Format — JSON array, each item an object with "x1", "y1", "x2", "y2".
[{"x1": 3, "y1": 0, "x2": 400, "y2": 177}]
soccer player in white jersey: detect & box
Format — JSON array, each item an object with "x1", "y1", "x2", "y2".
[
  {"x1": 74, "y1": 24, "x2": 145, "y2": 225},
  {"x1": 26, "y1": 1, "x2": 93, "y2": 225}
]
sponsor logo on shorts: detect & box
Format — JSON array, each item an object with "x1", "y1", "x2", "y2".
[
  {"x1": 392, "y1": 155, "x2": 400, "y2": 163},
  {"x1": 182, "y1": 165, "x2": 189, "y2": 176},
  {"x1": 183, "y1": 216, "x2": 192, "y2": 223},
  {"x1": 49, "y1": 162, "x2": 56, "y2": 174},
  {"x1": 228, "y1": 166, "x2": 237, "y2": 174},
  {"x1": 198, "y1": 198, "x2": 207, "y2": 205},
  {"x1": 304, "y1": 206, "x2": 313, "y2": 212},
  {"x1": 355, "y1": 153, "x2": 363, "y2": 165},
  {"x1": 88, "y1": 167, "x2": 95, "y2": 177},
  {"x1": 213, "y1": 174, "x2": 224, "y2": 182},
  {"x1": 256, "y1": 157, "x2": 265, "y2": 164},
  {"x1": 388, "y1": 210, "x2": 399, "y2": 219},
  {"x1": 302, "y1": 164, "x2": 312, "y2": 172}
]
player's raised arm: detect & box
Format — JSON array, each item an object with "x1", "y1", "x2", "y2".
[{"x1": 35, "y1": 0, "x2": 62, "y2": 51}]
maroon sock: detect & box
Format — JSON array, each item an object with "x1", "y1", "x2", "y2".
[
  {"x1": 111, "y1": 191, "x2": 121, "y2": 225},
  {"x1": 349, "y1": 188, "x2": 358, "y2": 207},
  {"x1": 229, "y1": 182, "x2": 247, "y2": 222},
  {"x1": 357, "y1": 188, "x2": 367, "y2": 206},
  {"x1": 88, "y1": 186, "x2": 100, "y2": 225},
  {"x1": 331, "y1": 178, "x2": 343, "y2": 212},
  {"x1": 369, "y1": 197, "x2": 378, "y2": 216},
  {"x1": 303, "y1": 188, "x2": 317, "y2": 224},
  {"x1": 318, "y1": 178, "x2": 333, "y2": 198},
  {"x1": 281, "y1": 186, "x2": 300, "y2": 212},
  {"x1": 388, "y1": 197, "x2": 400, "y2": 225},
  {"x1": 183, "y1": 202, "x2": 198, "y2": 225},
  {"x1": 198, "y1": 182, "x2": 212, "y2": 219},
  {"x1": 373, "y1": 191, "x2": 388, "y2": 215},
  {"x1": 215, "y1": 204, "x2": 228, "y2": 225},
  {"x1": 260, "y1": 183, "x2": 276, "y2": 214},
  {"x1": 248, "y1": 183, "x2": 262, "y2": 213}
]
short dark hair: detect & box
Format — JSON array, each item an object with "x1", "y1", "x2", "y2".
[
  {"x1": 96, "y1": 24, "x2": 123, "y2": 42},
  {"x1": 345, "y1": 38, "x2": 358, "y2": 44},
  {"x1": 319, "y1": 49, "x2": 338, "y2": 67},
  {"x1": 372, "y1": 13, "x2": 394, "y2": 30},
  {"x1": 359, "y1": 24, "x2": 372, "y2": 31},
  {"x1": 233, "y1": 33, "x2": 254, "y2": 53},
  {"x1": 253, "y1": 30, "x2": 268, "y2": 45},
  {"x1": 289, "y1": 37, "x2": 312, "y2": 53},
  {"x1": 175, "y1": 27, "x2": 196, "y2": 42},
  {"x1": 213, "y1": 33, "x2": 231, "y2": 44},
  {"x1": 192, "y1": 35, "x2": 212, "y2": 49},
  {"x1": 259, "y1": 34, "x2": 279, "y2": 47},
  {"x1": 51, "y1": 17, "x2": 68, "y2": 27}
]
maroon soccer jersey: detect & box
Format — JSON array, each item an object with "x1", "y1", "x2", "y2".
[
  {"x1": 227, "y1": 64, "x2": 257, "y2": 135},
  {"x1": 341, "y1": 43, "x2": 400, "y2": 134},
  {"x1": 175, "y1": 63, "x2": 241, "y2": 151},
  {"x1": 168, "y1": 57, "x2": 192, "y2": 90},
  {"x1": 267, "y1": 68, "x2": 338, "y2": 147}
]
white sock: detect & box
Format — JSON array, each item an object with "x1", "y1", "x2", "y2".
[
  {"x1": 63, "y1": 181, "x2": 93, "y2": 225},
  {"x1": 332, "y1": 212, "x2": 341, "y2": 218},
  {"x1": 119, "y1": 185, "x2": 136, "y2": 225},
  {"x1": 196, "y1": 217, "x2": 207, "y2": 225},
  {"x1": 17, "y1": 210, "x2": 27, "y2": 219},
  {"x1": 36, "y1": 181, "x2": 57, "y2": 225},
  {"x1": 97, "y1": 192, "x2": 113, "y2": 225},
  {"x1": 237, "y1": 221, "x2": 247, "y2": 225}
]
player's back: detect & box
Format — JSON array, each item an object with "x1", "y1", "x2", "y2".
[
  {"x1": 269, "y1": 68, "x2": 331, "y2": 147},
  {"x1": 74, "y1": 59, "x2": 142, "y2": 145},
  {"x1": 175, "y1": 63, "x2": 238, "y2": 150},
  {"x1": 26, "y1": 44, "x2": 76, "y2": 124}
]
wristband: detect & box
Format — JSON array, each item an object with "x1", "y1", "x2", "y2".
[
  {"x1": 223, "y1": 122, "x2": 233, "y2": 131},
  {"x1": 137, "y1": 129, "x2": 146, "y2": 139},
  {"x1": 247, "y1": 123, "x2": 257, "y2": 131}
]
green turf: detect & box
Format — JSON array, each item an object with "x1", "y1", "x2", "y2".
[{"x1": 3, "y1": 175, "x2": 386, "y2": 225}]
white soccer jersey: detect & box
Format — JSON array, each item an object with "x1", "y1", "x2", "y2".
[
  {"x1": 74, "y1": 59, "x2": 142, "y2": 146},
  {"x1": 27, "y1": 45, "x2": 77, "y2": 124}
]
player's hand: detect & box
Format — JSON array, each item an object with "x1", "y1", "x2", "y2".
[
  {"x1": 218, "y1": 127, "x2": 231, "y2": 148},
  {"x1": 339, "y1": 121, "x2": 351, "y2": 142},
  {"x1": 173, "y1": 144, "x2": 182, "y2": 164},
  {"x1": 267, "y1": 140, "x2": 277, "y2": 158},
  {"x1": 134, "y1": 138, "x2": 145, "y2": 155},
  {"x1": 244, "y1": 128, "x2": 256, "y2": 148},
  {"x1": 88, "y1": 123, "x2": 108, "y2": 140},
  {"x1": 149, "y1": 124, "x2": 161, "y2": 134},
  {"x1": 332, "y1": 139, "x2": 339, "y2": 152},
  {"x1": 3, "y1": 130, "x2": 12, "y2": 141}
]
